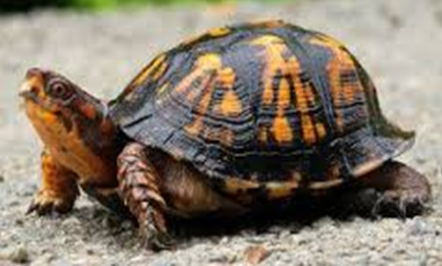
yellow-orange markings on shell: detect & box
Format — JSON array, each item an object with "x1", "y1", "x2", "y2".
[
  {"x1": 181, "y1": 27, "x2": 230, "y2": 47},
  {"x1": 132, "y1": 54, "x2": 167, "y2": 87},
  {"x1": 251, "y1": 35, "x2": 298, "y2": 144},
  {"x1": 195, "y1": 53, "x2": 223, "y2": 68},
  {"x1": 288, "y1": 57, "x2": 320, "y2": 145},
  {"x1": 265, "y1": 181, "x2": 298, "y2": 200},
  {"x1": 272, "y1": 117, "x2": 293, "y2": 144},
  {"x1": 175, "y1": 53, "x2": 222, "y2": 103},
  {"x1": 179, "y1": 53, "x2": 241, "y2": 144},
  {"x1": 252, "y1": 36, "x2": 322, "y2": 145},
  {"x1": 204, "y1": 127, "x2": 235, "y2": 146},
  {"x1": 216, "y1": 67, "x2": 235, "y2": 88},
  {"x1": 272, "y1": 77, "x2": 293, "y2": 143},
  {"x1": 251, "y1": 35, "x2": 288, "y2": 107},
  {"x1": 218, "y1": 90, "x2": 242, "y2": 117},
  {"x1": 223, "y1": 178, "x2": 260, "y2": 195},
  {"x1": 310, "y1": 34, "x2": 365, "y2": 133},
  {"x1": 151, "y1": 59, "x2": 168, "y2": 81},
  {"x1": 214, "y1": 67, "x2": 242, "y2": 117},
  {"x1": 121, "y1": 54, "x2": 167, "y2": 100},
  {"x1": 315, "y1": 122, "x2": 327, "y2": 140},
  {"x1": 258, "y1": 125, "x2": 269, "y2": 143},
  {"x1": 156, "y1": 83, "x2": 169, "y2": 96},
  {"x1": 249, "y1": 20, "x2": 285, "y2": 29},
  {"x1": 182, "y1": 53, "x2": 223, "y2": 137},
  {"x1": 207, "y1": 27, "x2": 230, "y2": 37}
]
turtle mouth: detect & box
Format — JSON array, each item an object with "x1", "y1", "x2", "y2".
[{"x1": 19, "y1": 69, "x2": 57, "y2": 112}]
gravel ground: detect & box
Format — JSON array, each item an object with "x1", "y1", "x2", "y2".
[{"x1": 1, "y1": 0, "x2": 442, "y2": 265}]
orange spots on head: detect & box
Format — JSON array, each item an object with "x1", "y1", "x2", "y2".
[
  {"x1": 272, "y1": 116, "x2": 293, "y2": 144},
  {"x1": 100, "y1": 117, "x2": 116, "y2": 136},
  {"x1": 218, "y1": 90, "x2": 242, "y2": 117},
  {"x1": 27, "y1": 96, "x2": 117, "y2": 187},
  {"x1": 78, "y1": 103, "x2": 97, "y2": 120}
]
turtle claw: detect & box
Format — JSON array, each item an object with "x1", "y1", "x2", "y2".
[
  {"x1": 371, "y1": 190, "x2": 429, "y2": 218},
  {"x1": 27, "y1": 190, "x2": 75, "y2": 216},
  {"x1": 140, "y1": 226, "x2": 176, "y2": 251}
]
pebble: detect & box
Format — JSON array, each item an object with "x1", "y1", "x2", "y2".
[
  {"x1": 5, "y1": 246, "x2": 30, "y2": 264},
  {"x1": 406, "y1": 218, "x2": 436, "y2": 236}
]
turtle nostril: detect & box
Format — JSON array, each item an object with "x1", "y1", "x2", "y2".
[
  {"x1": 20, "y1": 77, "x2": 42, "y2": 98},
  {"x1": 29, "y1": 85, "x2": 39, "y2": 95}
]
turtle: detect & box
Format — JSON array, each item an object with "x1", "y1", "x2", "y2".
[{"x1": 20, "y1": 20, "x2": 431, "y2": 250}]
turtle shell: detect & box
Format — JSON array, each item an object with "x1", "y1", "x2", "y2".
[{"x1": 109, "y1": 20, "x2": 414, "y2": 199}]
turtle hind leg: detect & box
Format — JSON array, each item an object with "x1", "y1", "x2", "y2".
[
  {"x1": 117, "y1": 142, "x2": 174, "y2": 250},
  {"x1": 338, "y1": 161, "x2": 432, "y2": 218}
]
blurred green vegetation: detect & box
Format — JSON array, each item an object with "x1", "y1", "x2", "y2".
[
  {"x1": 0, "y1": 0, "x2": 238, "y2": 12},
  {"x1": 69, "y1": 0, "x2": 226, "y2": 10}
]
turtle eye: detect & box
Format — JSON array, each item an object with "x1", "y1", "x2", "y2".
[{"x1": 48, "y1": 81, "x2": 72, "y2": 100}]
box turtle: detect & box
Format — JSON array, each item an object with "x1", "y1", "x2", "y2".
[{"x1": 20, "y1": 20, "x2": 431, "y2": 250}]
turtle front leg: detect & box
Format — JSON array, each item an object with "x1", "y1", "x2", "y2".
[
  {"x1": 117, "y1": 142, "x2": 173, "y2": 250},
  {"x1": 28, "y1": 149, "x2": 79, "y2": 215},
  {"x1": 342, "y1": 161, "x2": 431, "y2": 218}
]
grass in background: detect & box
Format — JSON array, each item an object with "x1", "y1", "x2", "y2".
[
  {"x1": 0, "y1": 0, "x2": 252, "y2": 12},
  {"x1": 70, "y1": 0, "x2": 226, "y2": 10}
]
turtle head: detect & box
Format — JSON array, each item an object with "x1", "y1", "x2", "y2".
[
  {"x1": 19, "y1": 68, "x2": 113, "y2": 137},
  {"x1": 20, "y1": 68, "x2": 121, "y2": 182}
]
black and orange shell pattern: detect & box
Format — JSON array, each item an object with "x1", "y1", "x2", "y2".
[{"x1": 110, "y1": 20, "x2": 414, "y2": 199}]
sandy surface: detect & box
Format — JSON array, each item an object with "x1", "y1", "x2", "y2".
[{"x1": 1, "y1": 0, "x2": 442, "y2": 265}]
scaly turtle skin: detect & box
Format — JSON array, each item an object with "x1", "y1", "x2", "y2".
[{"x1": 20, "y1": 20, "x2": 431, "y2": 250}]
